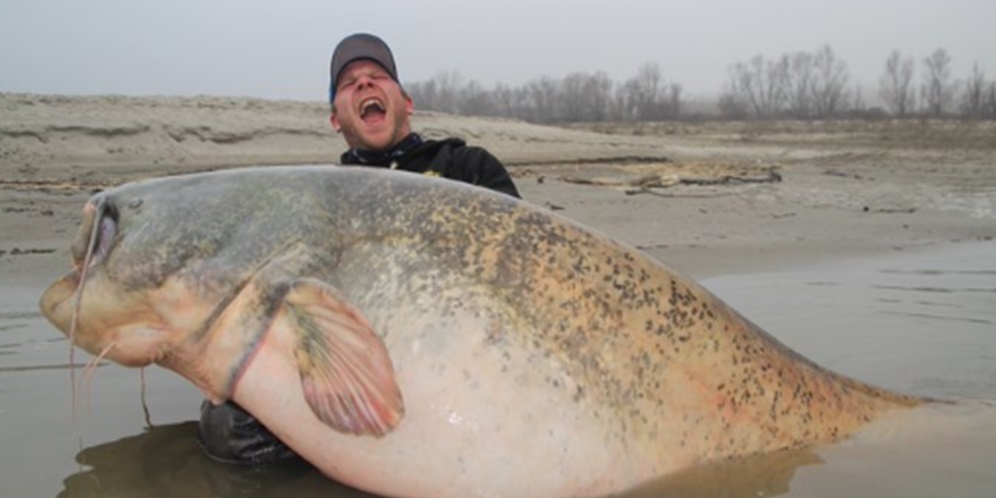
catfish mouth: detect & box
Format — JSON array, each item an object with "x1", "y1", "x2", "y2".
[
  {"x1": 41, "y1": 192, "x2": 175, "y2": 370},
  {"x1": 41, "y1": 195, "x2": 120, "y2": 333},
  {"x1": 71, "y1": 195, "x2": 119, "y2": 272}
]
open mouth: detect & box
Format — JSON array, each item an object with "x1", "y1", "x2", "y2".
[
  {"x1": 359, "y1": 98, "x2": 387, "y2": 122},
  {"x1": 71, "y1": 196, "x2": 117, "y2": 271}
]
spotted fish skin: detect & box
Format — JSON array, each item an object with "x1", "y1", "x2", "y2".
[{"x1": 39, "y1": 166, "x2": 924, "y2": 498}]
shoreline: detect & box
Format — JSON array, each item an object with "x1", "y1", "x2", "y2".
[{"x1": 2, "y1": 92, "x2": 995, "y2": 284}]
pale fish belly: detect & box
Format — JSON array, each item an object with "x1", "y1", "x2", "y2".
[{"x1": 238, "y1": 302, "x2": 659, "y2": 498}]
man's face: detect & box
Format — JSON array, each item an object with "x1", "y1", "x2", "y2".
[{"x1": 331, "y1": 59, "x2": 413, "y2": 151}]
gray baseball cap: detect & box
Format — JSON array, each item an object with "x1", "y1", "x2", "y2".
[{"x1": 328, "y1": 33, "x2": 399, "y2": 102}]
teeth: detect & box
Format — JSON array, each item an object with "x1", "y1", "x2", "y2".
[{"x1": 360, "y1": 98, "x2": 385, "y2": 117}]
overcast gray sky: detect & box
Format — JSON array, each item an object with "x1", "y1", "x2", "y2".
[{"x1": 1, "y1": 0, "x2": 993, "y2": 101}]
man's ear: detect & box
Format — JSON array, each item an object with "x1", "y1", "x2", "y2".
[
  {"x1": 330, "y1": 112, "x2": 342, "y2": 133},
  {"x1": 405, "y1": 95, "x2": 414, "y2": 116}
]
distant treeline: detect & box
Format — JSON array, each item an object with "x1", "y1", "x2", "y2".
[{"x1": 405, "y1": 45, "x2": 996, "y2": 123}]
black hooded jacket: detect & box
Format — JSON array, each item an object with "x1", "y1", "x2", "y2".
[{"x1": 340, "y1": 134, "x2": 520, "y2": 198}]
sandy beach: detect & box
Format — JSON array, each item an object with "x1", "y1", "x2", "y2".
[
  {"x1": 3, "y1": 93, "x2": 994, "y2": 279},
  {"x1": 1, "y1": 93, "x2": 995, "y2": 497}
]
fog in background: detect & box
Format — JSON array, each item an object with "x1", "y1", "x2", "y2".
[{"x1": 1, "y1": 0, "x2": 993, "y2": 107}]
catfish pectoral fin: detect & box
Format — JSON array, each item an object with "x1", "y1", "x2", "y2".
[{"x1": 284, "y1": 278, "x2": 404, "y2": 437}]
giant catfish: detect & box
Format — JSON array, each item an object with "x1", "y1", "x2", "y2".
[{"x1": 39, "y1": 166, "x2": 924, "y2": 498}]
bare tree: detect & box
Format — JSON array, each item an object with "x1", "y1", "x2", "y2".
[
  {"x1": 664, "y1": 82, "x2": 683, "y2": 118},
  {"x1": 879, "y1": 50, "x2": 915, "y2": 117},
  {"x1": 457, "y1": 80, "x2": 496, "y2": 117},
  {"x1": 560, "y1": 72, "x2": 589, "y2": 121},
  {"x1": 987, "y1": 82, "x2": 996, "y2": 119},
  {"x1": 610, "y1": 83, "x2": 630, "y2": 120},
  {"x1": 552, "y1": 71, "x2": 615, "y2": 122},
  {"x1": 723, "y1": 55, "x2": 789, "y2": 119},
  {"x1": 407, "y1": 70, "x2": 465, "y2": 114},
  {"x1": 491, "y1": 82, "x2": 514, "y2": 117},
  {"x1": 492, "y1": 82, "x2": 529, "y2": 120},
  {"x1": 620, "y1": 63, "x2": 665, "y2": 120},
  {"x1": 525, "y1": 76, "x2": 559, "y2": 123},
  {"x1": 717, "y1": 92, "x2": 749, "y2": 119},
  {"x1": 406, "y1": 80, "x2": 438, "y2": 111},
  {"x1": 850, "y1": 84, "x2": 866, "y2": 114},
  {"x1": 786, "y1": 51, "x2": 815, "y2": 118},
  {"x1": 615, "y1": 78, "x2": 640, "y2": 121},
  {"x1": 960, "y1": 62, "x2": 988, "y2": 118},
  {"x1": 810, "y1": 45, "x2": 850, "y2": 118},
  {"x1": 921, "y1": 48, "x2": 956, "y2": 116},
  {"x1": 587, "y1": 71, "x2": 614, "y2": 121},
  {"x1": 718, "y1": 58, "x2": 755, "y2": 119},
  {"x1": 404, "y1": 62, "x2": 683, "y2": 122}
]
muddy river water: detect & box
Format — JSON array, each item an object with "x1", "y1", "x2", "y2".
[{"x1": 1, "y1": 242, "x2": 993, "y2": 498}]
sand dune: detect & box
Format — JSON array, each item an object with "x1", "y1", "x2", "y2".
[{"x1": 1, "y1": 93, "x2": 676, "y2": 184}]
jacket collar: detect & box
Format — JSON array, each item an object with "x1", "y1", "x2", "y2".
[{"x1": 341, "y1": 133, "x2": 424, "y2": 167}]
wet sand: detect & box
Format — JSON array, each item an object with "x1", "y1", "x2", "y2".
[{"x1": 1, "y1": 93, "x2": 995, "y2": 497}]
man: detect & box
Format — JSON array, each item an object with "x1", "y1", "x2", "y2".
[
  {"x1": 330, "y1": 32, "x2": 519, "y2": 196},
  {"x1": 198, "y1": 33, "x2": 520, "y2": 464}
]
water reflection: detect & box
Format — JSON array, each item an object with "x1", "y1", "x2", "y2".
[
  {"x1": 59, "y1": 420, "x2": 826, "y2": 498},
  {"x1": 19, "y1": 242, "x2": 996, "y2": 497},
  {"x1": 59, "y1": 422, "x2": 377, "y2": 498},
  {"x1": 624, "y1": 448, "x2": 824, "y2": 497}
]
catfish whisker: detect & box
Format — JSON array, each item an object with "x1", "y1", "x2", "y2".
[
  {"x1": 69, "y1": 196, "x2": 107, "y2": 416},
  {"x1": 78, "y1": 341, "x2": 115, "y2": 415},
  {"x1": 140, "y1": 367, "x2": 154, "y2": 428}
]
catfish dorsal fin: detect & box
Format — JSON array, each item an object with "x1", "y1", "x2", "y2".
[{"x1": 283, "y1": 278, "x2": 404, "y2": 437}]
